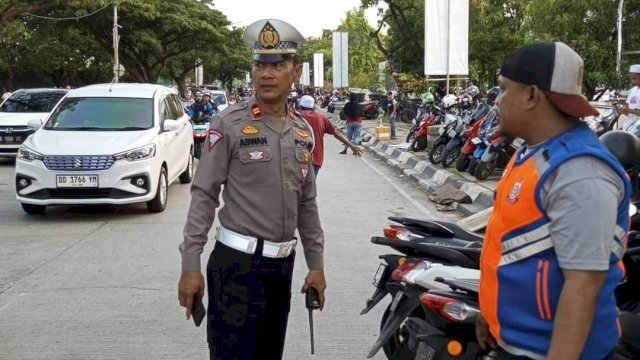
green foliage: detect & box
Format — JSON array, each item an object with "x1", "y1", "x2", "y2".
[{"x1": 337, "y1": 9, "x2": 384, "y2": 89}]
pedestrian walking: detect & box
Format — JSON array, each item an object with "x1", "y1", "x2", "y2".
[
  {"x1": 340, "y1": 93, "x2": 364, "y2": 154},
  {"x1": 297, "y1": 95, "x2": 362, "y2": 175},
  {"x1": 178, "y1": 19, "x2": 326, "y2": 360},
  {"x1": 476, "y1": 41, "x2": 630, "y2": 360}
]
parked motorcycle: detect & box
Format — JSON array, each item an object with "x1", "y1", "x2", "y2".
[
  {"x1": 473, "y1": 129, "x2": 521, "y2": 181},
  {"x1": 428, "y1": 115, "x2": 461, "y2": 164},
  {"x1": 361, "y1": 216, "x2": 483, "y2": 359},
  {"x1": 339, "y1": 100, "x2": 382, "y2": 120},
  {"x1": 468, "y1": 109, "x2": 500, "y2": 176},
  {"x1": 407, "y1": 105, "x2": 445, "y2": 152},
  {"x1": 441, "y1": 103, "x2": 490, "y2": 169},
  {"x1": 190, "y1": 111, "x2": 211, "y2": 159}
]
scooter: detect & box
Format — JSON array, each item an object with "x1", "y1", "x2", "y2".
[
  {"x1": 362, "y1": 100, "x2": 382, "y2": 119},
  {"x1": 468, "y1": 110, "x2": 500, "y2": 176},
  {"x1": 191, "y1": 111, "x2": 211, "y2": 159},
  {"x1": 441, "y1": 103, "x2": 490, "y2": 169},
  {"x1": 473, "y1": 133, "x2": 521, "y2": 181},
  {"x1": 361, "y1": 216, "x2": 483, "y2": 359},
  {"x1": 428, "y1": 114, "x2": 462, "y2": 164},
  {"x1": 407, "y1": 105, "x2": 445, "y2": 152}
]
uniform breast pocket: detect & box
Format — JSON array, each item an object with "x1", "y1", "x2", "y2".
[{"x1": 237, "y1": 147, "x2": 275, "y2": 187}]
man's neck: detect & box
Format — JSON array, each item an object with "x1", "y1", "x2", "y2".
[{"x1": 523, "y1": 111, "x2": 579, "y2": 145}]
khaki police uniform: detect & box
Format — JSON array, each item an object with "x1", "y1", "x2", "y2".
[
  {"x1": 179, "y1": 18, "x2": 324, "y2": 360},
  {"x1": 180, "y1": 94, "x2": 324, "y2": 271}
]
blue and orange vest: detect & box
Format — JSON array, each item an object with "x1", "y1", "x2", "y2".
[{"x1": 479, "y1": 123, "x2": 631, "y2": 359}]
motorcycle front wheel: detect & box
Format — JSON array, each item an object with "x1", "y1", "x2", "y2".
[
  {"x1": 475, "y1": 157, "x2": 497, "y2": 180},
  {"x1": 467, "y1": 156, "x2": 478, "y2": 176},
  {"x1": 441, "y1": 146, "x2": 461, "y2": 168},
  {"x1": 455, "y1": 153, "x2": 470, "y2": 172},
  {"x1": 428, "y1": 141, "x2": 447, "y2": 164},
  {"x1": 194, "y1": 140, "x2": 204, "y2": 159},
  {"x1": 406, "y1": 130, "x2": 417, "y2": 144}
]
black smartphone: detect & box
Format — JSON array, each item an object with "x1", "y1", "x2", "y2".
[{"x1": 192, "y1": 295, "x2": 206, "y2": 327}]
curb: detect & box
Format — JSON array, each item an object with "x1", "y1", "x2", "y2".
[{"x1": 324, "y1": 111, "x2": 494, "y2": 217}]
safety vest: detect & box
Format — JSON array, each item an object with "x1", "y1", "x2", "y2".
[{"x1": 479, "y1": 123, "x2": 630, "y2": 359}]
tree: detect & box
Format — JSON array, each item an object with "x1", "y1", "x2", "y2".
[
  {"x1": 298, "y1": 31, "x2": 333, "y2": 89},
  {"x1": 201, "y1": 27, "x2": 252, "y2": 91},
  {"x1": 337, "y1": 9, "x2": 384, "y2": 89}
]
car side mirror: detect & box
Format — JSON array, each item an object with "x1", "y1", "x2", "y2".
[
  {"x1": 163, "y1": 119, "x2": 180, "y2": 132},
  {"x1": 27, "y1": 118, "x2": 43, "y2": 130}
]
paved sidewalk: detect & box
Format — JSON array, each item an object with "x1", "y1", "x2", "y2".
[{"x1": 324, "y1": 111, "x2": 498, "y2": 216}]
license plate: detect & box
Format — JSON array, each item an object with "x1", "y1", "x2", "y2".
[
  {"x1": 471, "y1": 137, "x2": 482, "y2": 145},
  {"x1": 448, "y1": 129, "x2": 457, "y2": 137},
  {"x1": 193, "y1": 124, "x2": 209, "y2": 130},
  {"x1": 0, "y1": 135, "x2": 21, "y2": 143},
  {"x1": 414, "y1": 342, "x2": 436, "y2": 360},
  {"x1": 438, "y1": 127, "x2": 445, "y2": 135},
  {"x1": 372, "y1": 263, "x2": 389, "y2": 287},
  {"x1": 56, "y1": 175, "x2": 99, "y2": 188}
]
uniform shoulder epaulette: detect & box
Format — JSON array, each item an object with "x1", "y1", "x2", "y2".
[{"x1": 218, "y1": 102, "x2": 249, "y2": 124}]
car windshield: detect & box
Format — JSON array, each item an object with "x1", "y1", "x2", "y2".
[
  {"x1": 44, "y1": 97, "x2": 154, "y2": 131},
  {"x1": 0, "y1": 91, "x2": 66, "y2": 113},
  {"x1": 212, "y1": 93, "x2": 227, "y2": 105}
]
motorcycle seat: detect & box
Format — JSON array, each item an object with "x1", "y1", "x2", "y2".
[{"x1": 388, "y1": 217, "x2": 484, "y2": 243}]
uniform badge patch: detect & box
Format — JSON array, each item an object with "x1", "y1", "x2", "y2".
[
  {"x1": 241, "y1": 125, "x2": 260, "y2": 135},
  {"x1": 303, "y1": 151, "x2": 311, "y2": 162},
  {"x1": 301, "y1": 167, "x2": 309, "y2": 178},
  {"x1": 295, "y1": 129, "x2": 310, "y2": 138},
  {"x1": 507, "y1": 179, "x2": 523, "y2": 204},
  {"x1": 208, "y1": 129, "x2": 224, "y2": 151},
  {"x1": 250, "y1": 104, "x2": 263, "y2": 119},
  {"x1": 249, "y1": 151, "x2": 264, "y2": 160}
]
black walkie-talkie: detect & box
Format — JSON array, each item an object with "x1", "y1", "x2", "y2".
[{"x1": 305, "y1": 288, "x2": 320, "y2": 354}]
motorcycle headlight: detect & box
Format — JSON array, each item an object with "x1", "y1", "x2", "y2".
[
  {"x1": 17, "y1": 146, "x2": 44, "y2": 161},
  {"x1": 114, "y1": 144, "x2": 156, "y2": 161}
]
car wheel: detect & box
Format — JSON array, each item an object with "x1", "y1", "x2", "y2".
[
  {"x1": 147, "y1": 167, "x2": 168, "y2": 212},
  {"x1": 179, "y1": 149, "x2": 194, "y2": 184},
  {"x1": 21, "y1": 203, "x2": 46, "y2": 214}
]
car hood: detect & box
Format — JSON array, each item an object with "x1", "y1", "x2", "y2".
[
  {"x1": 0, "y1": 112, "x2": 48, "y2": 126},
  {"x1": 26, "y1": 129, "x2": 157, "y2": 155}
]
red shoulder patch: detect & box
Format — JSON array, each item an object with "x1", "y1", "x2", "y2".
[{"x1": 208, "y1": 129, "x2": 224, "y2": 151}]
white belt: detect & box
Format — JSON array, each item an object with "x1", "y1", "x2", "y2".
[{"x1": 215, "y1": 225, "x2": 296, "y2": 258}]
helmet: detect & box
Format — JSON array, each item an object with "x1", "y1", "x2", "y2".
[
  {"x1": 486, "y1": 86, "x2": 501, "y2": 105},
  {"x1": 442, "y1": 94, "x2": 458, "y2": 109},
  {"x1": 203, "y1": 90, "x2": 211, "y2": 97},
  {"x1": 600, "y1": 130, "x2": 640, "y2": 171},
  {"x1": 465, "y1": 85, "x2": 480, "y2": 99},
  {"x1": 194, "y1": 91, "x2": 203, "y2": 97},
  {"x1": 422, "y1": 92, "x2": 435, "y2": 104}
]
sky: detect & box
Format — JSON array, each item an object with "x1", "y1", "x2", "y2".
[{"x1": 212, "y1": 0, "x2": 383, "y2": 38}]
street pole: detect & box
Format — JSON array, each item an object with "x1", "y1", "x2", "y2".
[
  {"x1": 445, "y1": 0, "x2": 451, "y2": 94},
  {"x1": 114, "y1": 2, "x2": 120, "y2": 82},
  {"x1": 617, "y1": 0, "x2": 625, "y2": 74}
]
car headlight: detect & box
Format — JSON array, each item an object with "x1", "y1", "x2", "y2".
[
  {"x1": 17, "y1": 146, "x2": 44, "y2": 161},
  {"x1": 114, "y1": 144, "x2": 156, "y2": 161}
]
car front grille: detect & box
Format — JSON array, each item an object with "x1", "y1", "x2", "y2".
[
  {"x1": 22, "y1": 188, "x2": 143, "y2": 200},
  {"x1": 43, "y1": 155, "x2": 115, "y2": 171}
]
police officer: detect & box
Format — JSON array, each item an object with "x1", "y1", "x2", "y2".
[{"x1": 178, "y1": 19, "x2": 326, "y2": 360}]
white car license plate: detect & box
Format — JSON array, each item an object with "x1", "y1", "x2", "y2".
[
  {"x1": 448, "y1": 129, "x2": 457, "y2": 137},
  {"x1": 56, "y1": 175, "x2": 99, "y2": 188},
  {"x1": 471, "y1": 137, "x2": 482, "y2": 145}
]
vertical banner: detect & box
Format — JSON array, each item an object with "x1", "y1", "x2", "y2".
[
  {"x1": 332, "y1": 32, "x2": 349, "y2": 88},
  {"x1": 301, "y1": 62, "x2": 310, "y2": 86},
  {"x1": 195, "y1": 59, "x2": 204, "y2": 86},
  {"x1": 245, "y1": 72, "x2": 251, "y2": 85},
  {"x1": 313, "y1": 53, "x2": 324, "y2": 88},
  {"x1": 424, "y1": 0, "x2": 469, "y2": 76}
]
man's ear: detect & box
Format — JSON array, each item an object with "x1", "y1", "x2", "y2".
[
  {"x1": 525, "y1": 85, "x2": 542, "y2": 111},
  {"x1": 293, "y1": 63, "x2": 303, "y2": 82}
]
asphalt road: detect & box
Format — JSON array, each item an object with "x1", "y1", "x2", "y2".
[{"x1": 0, "y1": 136, "x2": 460, "y2": 360}]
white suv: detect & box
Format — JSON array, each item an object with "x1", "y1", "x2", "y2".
[{"x1": 14, "y1": 83, "x2": 194, "y2": 214}]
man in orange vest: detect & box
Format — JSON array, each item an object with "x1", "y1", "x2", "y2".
[{"x1": 476, "y1": 42, "x2": 631, "y2": 360}]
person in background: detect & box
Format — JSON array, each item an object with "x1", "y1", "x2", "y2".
[
  {"x1": 178, "y1": 19, "x2": 326, "y2": 360},
  {"x1": 476, "y1": 41, "x2": 630, "y2": 360},
  {"x1": 180, "y1": 90, "x2": 194, "y2": 109},
  {"x1": 385, "y1": 91, "x2": 398, "y2": 140},
  {"x1": 619, "y1": 64, "x2": 640, "y2": 131},
  {"x1": 202, "y1": 91, "x2": 219, "y2": 114},
  {"x1": 340, "y1": 93, "x2": 364, "y2": 154},
  {"x1": 297, "y1": 95, "x2": 362, "y2": 175},
  {"x1": 187, "y1": 91, "x2": 214, "y2": 120}
]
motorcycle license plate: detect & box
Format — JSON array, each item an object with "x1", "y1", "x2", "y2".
[
  {"x1": 471, "y1": 137, "x2": 482, "y2": 145},
  {"x1": 447, "y1": 129, "x2": 457, "y2": 137},
  {"x1": 438, "y1": 127, "x2": 445, "y2": 135},
  {"x1": 193, "y1": 124, "x2": 209, "y2": 130},
  {"x1": 372, "y1": 263, "x2": 389, "y2": 287},
  {"x1": 414, "y1": 342, "x2": 436, "y2": 360}
]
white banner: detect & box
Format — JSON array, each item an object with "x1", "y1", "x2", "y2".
[
  {"x1": 313, "y1": 53, "x2": 324, "y2": 88},
  {"x1": 332, "y1": 32, "x2": 349, "y2": 88},
  {"x1": 301, "y1": 62, "x2": 310, "y2": 86},
  {"x1": 424, "y1": 0, "x2": 469, "y2": 76}
]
